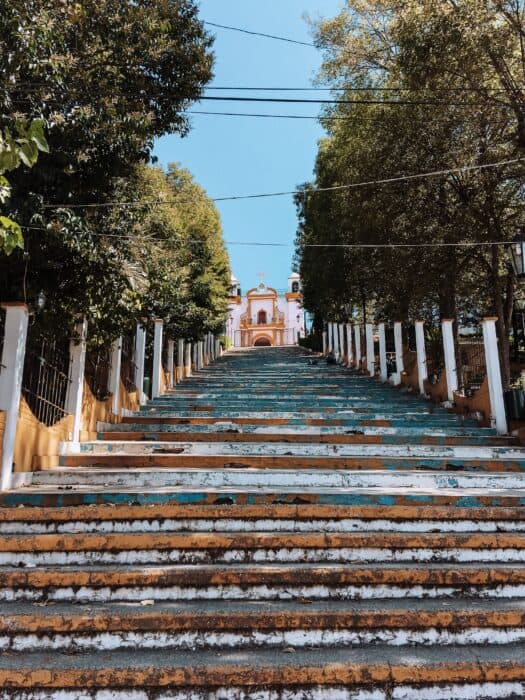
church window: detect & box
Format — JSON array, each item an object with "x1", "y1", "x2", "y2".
[{"x1": 257, "y1": 310, "x2": 267, "y2": 325}]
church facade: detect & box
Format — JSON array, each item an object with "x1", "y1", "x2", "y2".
[{"x1": 226, "y1": 273, "x2": 304, "y2": 348}]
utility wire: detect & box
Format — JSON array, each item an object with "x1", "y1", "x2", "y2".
[
  {"x1": 22, "y1": 227, "x2": 519, "y2": 249},
  {"x1": 41, "y1": 158, "x2": 523, "y2": 210},
  {"x1": 203, "y1": 21, "x2": 316, "y2": 48},
  {"x1": 200, "y1": 96, "x2": 505, "y2": 107}
]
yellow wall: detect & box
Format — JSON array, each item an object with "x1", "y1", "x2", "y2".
[{"x1": 8, "y1": 379, "x2": 140, "y2": 473}]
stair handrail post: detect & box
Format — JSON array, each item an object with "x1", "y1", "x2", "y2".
[
  {"x1": 441, "y1": 318, "x2": 458, "y2": 403},
  {"x1": 184, "y1": 340, "x2": 192, "y2": 378},
  {"x1": 152, "y1": 319, "x2": 163, "y2": 399},
  {"x1": 345, "y1": 324, "x2": 354, "y2": 367},
  {"x1": 167, "y1": 339, "x2": 175, "y2": 389},
  {"x1": 338, "y1": 323, "x2": 345, "y2": 364},
  {"x1": 354, "y1": 325, "x2": 361, "y2": 370},
  {"x1": 365, "y1": 323, "x2": 375, "y2": 377},
  {"x1": 134, "y1": 321, "x2": 147, "y2": 405},
  {"x1": 378, "y1": 322, "x2": 388, "y2": 382},
  {"x1": 108, "y1": 336, "x2": 122, "y2": 416},
  {"x1": 177, "y1": 339, "x2": 184, "y2": 382},
  {"x1": 333, "y1": 321, "x2": 340, "y2": 361},
  {"x1": 393, "y1": 321, "x2": 404, "y2": 385},
  {"x1": 65, "y1": 317, "x2": 88, "y2": 445},
  {"x1": 415, "y1": 320, "x2": 428, "y2": 395},
  {"x1": 0, "y1": 303, "x2": 29, "y2": 491},
  {"x1": 482, "y1": 316, "x2": 508, "y2": 435}
]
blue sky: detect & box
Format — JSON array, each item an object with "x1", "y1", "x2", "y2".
[{"x1": 153, "y1": 0, "x2": 342, "y2": 294}]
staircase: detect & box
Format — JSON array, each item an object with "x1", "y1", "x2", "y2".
[{"x1": 2, "y1": 346, "x2": 525, "y2": 699}]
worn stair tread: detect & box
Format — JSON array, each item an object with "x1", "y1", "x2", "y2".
[
  {"x1": 1, "y1": 597, "x2": 525, "y2": 628},
  {"x1": 2, "y1": 530, "x2": 525, "y2": 552},
  {"x1": 2, "y1": 503, "x2": 525, "y2": 522},
  {"x1": 2, "y1": 562, "x2": 524, "y2": 588},
  {"x1": 1, "y1": 644, "x2": 525, "y2": 688}
]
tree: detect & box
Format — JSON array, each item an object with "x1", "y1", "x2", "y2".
[
  {"x1": 297, "y1": 1, "x2": 525, "y2": 385},
  {"x1": 0, "y1": 0, "x2": 216, "y2": 340}
]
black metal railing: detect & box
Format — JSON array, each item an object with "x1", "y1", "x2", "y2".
[
  {"x1": 120, "y1": 335, "x2": 136, "y2": 393},
  {"x1": 458, "y1": 341, "x2": 486, "y2": 396},
  {"x1": 385, "y1": 327, "x2": 397, "y2": 376},
  {"x1": 0, "y1": 307, "x2": 5, "y2": 372},
  {"x1": 425, "y1": 326, "x2": 445, "y2": 385},
  {"x1": 21, "y1": 332, "x2": 71, "y2": 426},
  {"x1": 85, "y1": 347, "x2": 111, "y2": 401}
]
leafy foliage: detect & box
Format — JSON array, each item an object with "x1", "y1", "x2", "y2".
[
  {"x1": 0, "y1": 0, "x2": 229, "y2": 344},
  {"x1": 297, "y1": 0, "x2": 525, "y2": 384}
]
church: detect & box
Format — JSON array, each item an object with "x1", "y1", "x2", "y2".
[{"x1": 226, "y1": 273, "x2": 304, "y2": 347}]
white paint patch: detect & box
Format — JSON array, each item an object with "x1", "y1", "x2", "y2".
[
  {"x1": 392, "y1": 682, "x2": 525, "y2": 699},
  {"x1": 3, "y1": 547, "x2": 525, "y2": 567},
  {"x1": 3, "y1": 627, "x2": 525, "y2": 652},
  {"x1": 5, "y1": 518, "x2": 524, "y2": 535},
  {"x1": 30, "y1": 468, "x2": 525, "y2": 490},
  {"x1": 3, "y1": 583, "x2": 525, "y2": 603},
  {"x1": 68, "y1": 440, "x2": 525, "y2": 460}
]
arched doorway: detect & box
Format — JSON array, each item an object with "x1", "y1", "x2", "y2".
[{"x1": 254, "y1": 336, "x2": 272, "y2": 347}]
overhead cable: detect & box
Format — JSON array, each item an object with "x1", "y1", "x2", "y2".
[
  {"x1": 203, "y1": 21, "x2": 315, "y2": 48},
  {"x1": 41, "y1": 157, "x2": 522, "y2": 210}
]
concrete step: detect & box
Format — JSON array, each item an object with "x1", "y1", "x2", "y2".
[
  {"x1": 1, "y1": 599, "x2": 524, "y2": 652},
  {"x1": 1, "y1": 530, "x2": 525, "y2": 566},
  {"x1": 7, "y1": 485, "x2": 525, "y2": 509},
  {"x1": 2, "y1": 563, "x2": 525, "y2": 602},
  {"x1": 67, "y1": 440, "x2": 525, "y2": 461},
  {"x1": 35, "y1": 467, "x2": 525, "y2": 490},
  {"x1": 58, "y1": 454, "x2": 525, "y2": 475},
  {"x1": 2, "y1": 503, "x2": 525, "y2": 534},
  {"x1": 98, "y1": 428, "x2": 517, "y2": 446},
  {"x1": 1, "y1": 644, "x2": 525, "y2": 699}
]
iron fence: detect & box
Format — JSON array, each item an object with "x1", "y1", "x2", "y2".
[
  {"x1": 385, "y1": 327, "x2": 397, "y2": 376},
  {"x1": 85, "y1": 347, "x2": 111, "y2": 401},
  {"x1": 425, "y1": 326, "x2": 445, "y2": 385},
  {"x1": 120, "y1": 335, "x2": 136, "y2": 393},
  {"x1": 21, "y1": 332, "x2": 71, "y2": 426},
  {"x1": 458, "y1": 341, "x2": 486, "y2": 396}
]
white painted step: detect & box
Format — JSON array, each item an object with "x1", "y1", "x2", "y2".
[{"x1": 30, "y1": 468, "x2": 525, "y2": 490}]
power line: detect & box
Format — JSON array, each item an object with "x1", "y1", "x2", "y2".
[
  {"x1": 205, "y1": 86, "x2": 507, "y2": 94},
  {"x1": 22, "y1": 227, "x2": 518, "y2": 249},
  {"x1": 41, "y1": 158, "x2": 523, "y2": 210},
  {"x1": 203, "y1": 21, "x2": 315, "y2": 48},
  {"x1": 200, "y1": 96, "x2": 500, "y2": 107}
]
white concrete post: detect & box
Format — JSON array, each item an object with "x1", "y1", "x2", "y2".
[
  {"x1": 65, "y1": 318, "x2": 88, "y2": 445},
  {"x1": 177, "y1": 339, "x2": 184, "y2": 382},
  {"x1": 197, "y1": 341, "x2": 204, "y2": 370},
  {"x1": 216, "y1": 338, "x2": 221, "y2": 357},
  {"x1": 134, "y1": 322, "x2": 147, "y2": 405},
  {"x1": 345, "y1": 324, "x2": 353, "y2": 367},
  {"x1": 442, "y1": 319, "x2": 458, "y2": 403},
  {"x1": 338, "y1": 323, "x2": 345, "y2": 363},
  {"x1": 365, "y1": 323, "x2": 375, "y2": 377},
  {"x1": 415, "y1": 320, "x2": 428, "y2": 395},
  {"x1": 108, "y1": 337, "x2": 122, "y2": 415},
  {"x1": 333, "y1": 322, "x2": 340, "y2": 360},
  {"x1": 167, "y1": 340, "x2": 175, "y2": 388},
  {"x1": 0, "y1": 304, "x2": 29, "y2": 490},
  {"x1": 327, "y1": 323, "x2": 333, "y2": 353},
  {"x1": 482, "y1": 317, "x2": 508, "y2": 435},
  {"x1": 393, "y1": 322, "x2": 404, "y2": 385},
  {"x1": 378, "y1": 323, "x2": 388, "y2": 382},
  {"x1": 322, "y1": 330, "x2": 327, "y2": 355},
  {"x1": 184, "y1": 341, "x2": 192, "y2": 378},
  {"x1": 152, "y1": 319, "x2": 163, "y2": 399},
  {"x1": 354, "y1": 325, "x2": 361, "y2": 369}
]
